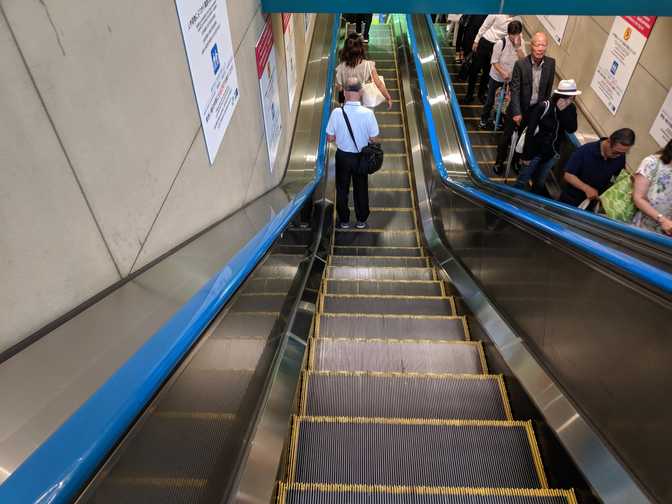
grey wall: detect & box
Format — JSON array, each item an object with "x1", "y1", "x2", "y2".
[
  {"x1": 523, "y1": 15, "x2": 672, "y2": 168},
  {"x1": 0, "y1": 0, "x2": 316, "y2": 353}
]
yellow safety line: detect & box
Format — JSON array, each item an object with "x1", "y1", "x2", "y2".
[
  {"x1": 299, "y1": 370, "x2": 309, "y2": 415},
  {"x1": 287, "y1": 416, "x2": 300, "y2": 482},
  {"x1": 307, "y1": 370, "x2": 506, "y2": 381},
  {"x1": 320, "y1": 312, "x2": 465, "y2": 320},
  {"x1": 331, "y1": 257, "x2": 429, "y2": 265},
  {"x1": 449, "y1": 296, "x2": 457, "y2": 315},
  {"x1": 439, "y1": 278, "x2": 447, "y2": 297},
  {"x1": 326, "y1": 278, "x2": 437, "y2": 284},
  {"x1": 154, "y1": 411, "x2": 236, "y2": 421},
  {"x1": 477, "y1": 341, "x2": 488, "y2": 373},
  {"x1": 279, "y1": 483, "x2": 577, "y2": 500},
  {"x1": 297, "y1": 415, "x2": 529, "y2": 427},
  {"x1": 334, "y1": 228, "x2": 417, "y2": 234},
  {"x1": 328, "y1": 265, "x2": 431, "y2": 271},
  {"x1": 324, "y1": 293, "x2": 453, "y2": 301},
  {"x1": 109, "y1": 476, "x2": 208, "y2": 488},
  {"x1": 524, "y1": 421, "x2": 550, "y2": 489},
  {"x1": 497, "y1": 375, "x2": 514, "y2": 421},
  {"x1": 379, "y1": 137, "x2": 406, "y2": 142},
  {"x1": 462, "y1": 317, "x2": 472, "y2": 342}
]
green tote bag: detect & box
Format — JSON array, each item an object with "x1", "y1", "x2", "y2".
[{"x1": 599, "y1": 170, "x2": 636, "y2": 222}]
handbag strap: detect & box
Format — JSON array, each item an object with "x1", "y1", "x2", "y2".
[{"x1": 340, "y1": 106, "x2": 359, "y2": 152}]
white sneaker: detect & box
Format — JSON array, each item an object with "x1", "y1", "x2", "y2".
[
  {"x1": 338, "y1": 222, "x2": 351, "y2": 229},
  {"x1": 355, "y1": 221, "x2": 368, "y2": 229}
]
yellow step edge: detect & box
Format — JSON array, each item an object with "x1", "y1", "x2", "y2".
[
  {"x1": 277, "y1": 483, "x2": 577, "y2": 503},
  {"x1": 327, "y1": 269, "x2": 434, "y2": 274},
  {"x1": 324, "y1": 293, "x2": 453, "y2": 301},
  {"x1": 334, "y1": 228, "x2": 417, "y2": 233},
  {"x1": 320, "y1": 312, "x2": 464, "y2": 320}
]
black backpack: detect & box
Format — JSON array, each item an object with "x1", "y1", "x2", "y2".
[{"x1": 340, "y1": 106, "x2": 384, "y2": 175}]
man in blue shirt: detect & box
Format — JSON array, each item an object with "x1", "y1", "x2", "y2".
[{"x1": 560, "y1": 128, "x2": 636, "y2": 208}]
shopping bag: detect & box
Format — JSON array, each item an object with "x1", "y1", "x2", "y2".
[
  {"x1": 362, "y1": 61, "x2": 386, "y2": 108},
  {"x1": 599, "y1": 170, "x2": 636, "y2": 222}
]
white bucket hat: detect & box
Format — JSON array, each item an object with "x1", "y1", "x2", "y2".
[{"x1": 554, "y1": 79, "x2": 582, "y2": 96}]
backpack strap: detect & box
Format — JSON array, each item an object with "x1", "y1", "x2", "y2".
[{"x1": 340, "y1": 106, "x2": 360, "y2": 152}]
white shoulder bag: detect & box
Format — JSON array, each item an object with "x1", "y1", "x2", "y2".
[
  {"x1": 515, "y1": 100, "x2": 551, "y2": 154},
  {"x1": 362, "y1": 60, "x2": 386, "y2": 108}
]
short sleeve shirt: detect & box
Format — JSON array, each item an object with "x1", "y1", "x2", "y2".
[
  {"x1": 326, "y1": 101, "x2": 380, "y2": 153},
  {"x1": 489, "y1": 37, "x2": 525, "y2": 82},
  {"x1": 335, "y1": 60, "x2": 375, "y2": 88},
  {"x1": 632, "y1": 154, "x2": 672, "y2": 232},
  {"x1": 561, "y1": 140, "x2": 626, "y2": 206}
]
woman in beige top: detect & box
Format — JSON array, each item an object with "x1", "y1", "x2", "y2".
[{"x1": 335, "y1": 34, "x2": 392, "y2": 110}]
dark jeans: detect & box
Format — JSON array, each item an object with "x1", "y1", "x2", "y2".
[
  {"x1": 495, "y1": 111, "x2": 529, "y2": 166},
  {"x1": 336, "y1": 149, "x2": 370, "y2": 224},
  {"x1": 480, "y1": 77, "x2": 504, "y2": 123},
  {"x1": 514, "y1": 155, "x2": 557, "y2": 193},
  {"x1": 467, "y1": 38, "x2": 494, "y2": 99}
]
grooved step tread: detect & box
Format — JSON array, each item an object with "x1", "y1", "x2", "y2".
[
  {"x1": 317, "y1": 314, "x2": 469, "y2": 341},
  {"x1": 327, "y1": 266, "x2": 435, "y2": 281},
  {"x1": 326, "y1": 279, "x2": 443, "y2": 296},
  {"x1": 330, "y1": 256, "x2": 429, "y2": 268},
  {"x1": 322, "y1": 295, "x2": 455, "y2": 317}
]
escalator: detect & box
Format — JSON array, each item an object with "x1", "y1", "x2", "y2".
[{"x1": 278, "y1": 22, "x2": 577, "y2": 504}]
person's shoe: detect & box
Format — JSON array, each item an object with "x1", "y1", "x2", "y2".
[
  {"x1": 463, "y1": 95, "x2": 474, "y2": 104},
  {"x1": 478, "y1": 119, "x2": 494, "y2": 130},
  {"x1": 338, "y1": 221, "x2": 351, "y2": 229},
  {"x1": 355, "y1": 221, "x2": 368, "y2": 229},
  {"x1": 299, "y1": 222, "x2": 310, "y2": 229},
  {"x1": 362, "y1": 37, "x2": 369, "y2": 43},
  {"x1": 493, "y1": 164, "x2": 505, "y2": 176}
]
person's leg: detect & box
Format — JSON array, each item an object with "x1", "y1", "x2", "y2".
[
  {"x1": 431, "y1": 14, "x2": 438, "y2": 23},
  {"x1": 514, "y1": 156, "x2": 541, "y2": 190},
  {"x1": 531, "y1": 156, "x2": 557, "y2": 195},
  {"x1": 362, "y1": 14, "x2": 373, "y2": 41},
  {"x1": 480, "y1": 78, "x2": 501, "y2": 126},
  {"x1": 352, "y1": 170, "x2": 370, "y2": 224},
  {"x1": 465, "y1": 45, "x2": 482, "y2": 100},
  {"x1": 495, "y1": 113, "x2": 515, "y2": 167},
  {"x1": 335, "y1": 150, "x2": 352, "y2": 224}
]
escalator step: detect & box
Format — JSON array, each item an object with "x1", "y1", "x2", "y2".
[
  {"x1": 278, "y1": 228, "x2": 312, "y2": 246},
  {"x1": 279, "y1": 484, "x2": 577, "y2": 504},
  {"x1": 330, "y1": 256, "x2": 429, "y2": 268},
  {"x1": 309, "y1": 339, "x2": 484, "y2": 374},
  {"x1": 326, "y1": 279, "x2": 443, "y2": 296},
  {"x1": 301, "y1": 372, "x2": 511, "y2": 420},
  {"x1": 334, "y1": 230, "x2": 419, "y2": 248},
  {"x1": 317, "y1": 314, "x2": 469, "y2": 340},
  {"x1": 254, "y1": 254, "x2": 303, "y2": 279},
  {"x1": 351, "y1": 189, "x2": 413, "y2": 208},
  {"x1": 348, "y1": 210, "x2": 415, "y2": 230},
  {"x1": 243, "y1": 277, "x2": 295, "y2": 294},
  {"x1": 289, "y1": 417, "x2": 547, "y2": 489},
  {"x1": 368, "y1": 171, "x2": 410, "y2": 188},
  {"x1": 327, "y1": 266, "x2": 433, "y2": 281},
  {"x1": 210, "y1": 313, "x2": 278, "y2": 340},
  {"x1": 322, "y1": 295, "x2": 455, "y2": 316},
  {"x1": 231, "y1": 293, "x2": 286, "y2": 313},
  {"x1": 333, "y1": 246, "x2": 423, "y2": 257}
]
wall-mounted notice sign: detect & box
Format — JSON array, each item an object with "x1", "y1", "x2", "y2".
[
  {"x1": 256, "y1": 17, "x2": 283, "y2": 172},
  {"x1": 175, "y1": 0, "x2": 239, "y2": 165},
  {"x1": 590, "y1": 16, "x2": 657, "y2": 116},
  {"x1": 283, "y1": 13, "x2": 298, "y2": 111},
  {"x1": 536, "y1": 15, "x2": 568, "y2": 45},
  {"x1": 650, "y1": 88, "x2": 672, "y2": 148}
]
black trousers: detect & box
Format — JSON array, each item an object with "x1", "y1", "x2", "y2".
[
  {"x1": 345, "y1": 14, "x2": 373, "y2": 40},
  {"x1": 480, "y1": 77, "x2": 504, "y2": 123},
  {"x1": 336, "y1": 149, "x2": 369, "y2": 224},
  {"x1": 467, "y1": 38, "x2": 494, "y2": 99},
  {"x1": 495, "y1": 111, "x2": 530, "y2": 166}
]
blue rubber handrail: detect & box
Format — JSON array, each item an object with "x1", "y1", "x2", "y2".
[
  {"x1": 408, "y1": 15, "x2": 672, "y2": 294},
  {"x1": 424, "y1": 15, "x2": 672, "y2": 250},
  {"x1": 0, "y1": 15, "x2": 341, "y2": 504}
]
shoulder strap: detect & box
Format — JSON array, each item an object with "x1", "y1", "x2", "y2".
[
  {"x1": 340, "y1": 106, "x2": 359, "y2": 151},
  {"x1": 501, "y1": 37, "x2": 506, "y2": 51},
  {"x1": 540, "y1": 100, "x2": 550, "y2": 119}
]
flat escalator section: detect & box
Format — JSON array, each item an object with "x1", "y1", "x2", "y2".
[
  {"x1": 84, "y1": 228, "x2": 309, "y2": 504},
  {"x1": 278, "y1": 22, "x2": 576, "y2": 504}
]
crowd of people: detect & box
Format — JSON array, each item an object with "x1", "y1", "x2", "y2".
[{"x1": 452, "y1": 14, "x2": 672, "y2": 236}]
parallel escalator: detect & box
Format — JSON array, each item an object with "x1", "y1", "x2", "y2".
[{"x1": 278, "y1": 22, "x2": 576, "y2": 504}]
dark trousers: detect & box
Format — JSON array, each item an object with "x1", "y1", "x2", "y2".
[
  {"x1": 495, "y1": 111, "x2": 529, "y2": 166},
  {"x1": 467, "y1": 38, "x2": 494, "y2": 99},
  {"x1": 480, "y1": 77, "x2": 503, "y2": 123},
  {"x1": 336, "y1": 149, "x2": 369, "y2": 224},
  {"x1": 346, "y1": 14, "x2": 373, "y2": 40}
]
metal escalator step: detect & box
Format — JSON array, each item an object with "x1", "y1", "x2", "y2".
[
  {"x1": 289, "y1": 417, "x2": 547, "y2": 489},
  {"x1": 231, "y1": 293, "x2": 286, "y2": 313},
  {"x1": 301, "y1": 371, "x2": 511, "y2": 420},
  {"x1": 371, "y1": 155, "x2": 409, "y2": 172},
  {"x1": 279, "y1": 483, "x2": 577, "y2": 504},
  {"x1": 278, "y1": 228, "x2": 312, "y2": 246},
  {"x1": 335, "y1": 230, "x2": 418, "y2": 248},
  {"x1": 350, "y1": 210, "x2": 415, "y2": 229},
  {"x1": 317, "y1": 313, "x2": 469, "y2": 340},
  {"x1": 327, "y1": 266, "x2": 433, "y2": 281},
  {"x1": 375, "y1": 113, "x2": 404, "y2": 126},
  {"x1": 378, "y1": 124, "x2": 404, "y2": 137},
  {"x1": 350, "y1": 189, "x2": 412, "y2": 208},
  {"x1": 272, "y1": 244, "x2": 307, "y2": 255},
  {"x1": 326, "y1": 279, "x2": 442, "y2": 296},
  {"x1": 254, "y1": 254, "x2": 303, "y2": 279},
  {"x1": 333, "y1": 246, "x2": 423, "y2": 257},
  {"x1": 210, "y1": 313, "x2": 277, "y2": 340},
  {"x1": 322, "y1": 294, "x2": 455, "y2": 316},
  {"x1": 309, "y1": 339, "x2": 484, "y2": 373},
  {"x1": 377, "y1": 140, "x2": 406, "y2": 155},
  {"x1": 243, "y1": 277, "x2": 295, "y2": 294},
  {"x1": 330, "y1": 256, "x2": 428, "y2": 268}
]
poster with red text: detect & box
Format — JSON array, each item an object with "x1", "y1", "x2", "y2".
[
  {"x1": 591, "y1": 16, "x2": 657, "y2": 115},
  {"x1": 256, "y1": 17, "x2": 282, "y2": 172}
]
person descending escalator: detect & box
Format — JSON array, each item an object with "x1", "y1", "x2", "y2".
[
  {"x1": 343, "y1": 13, "x2": 373, "y2": 42},
  {"x1": 632, "y1": 139, "x2": 672, "y2": 236},
  {"x1": 455, "y1": 15, "x2": 486, "y2": 66},
  {"x1": 514, "y1": 80, "x2": 579, "y2": 194},
  {"x1": 326, "y1": 77, "x2": 381, "y2": 230}
]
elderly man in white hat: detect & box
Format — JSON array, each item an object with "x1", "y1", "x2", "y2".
[{"x1": 514, "y1": 79, "x2": 580, "y2": 194}]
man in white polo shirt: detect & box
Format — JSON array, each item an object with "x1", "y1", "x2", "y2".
[{"x1": 326, "y1": 77, "x2": 380, "y2": 229}]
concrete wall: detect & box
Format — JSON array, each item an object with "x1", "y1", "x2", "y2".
[
  {"x1": 522, "y1": 15, "x2": 672, "y2": 168},
  {"x1": 0, "y1": 0, "x2": 316, "y2": 353}
]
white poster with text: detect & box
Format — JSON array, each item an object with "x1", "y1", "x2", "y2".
[
  {"x1": 590, "y1": 16, "x2": 657, "y2": 116},
  {"x1": 650, "y1": 88, "x2": 672, "y2": 148},
  {"x1": 256, "y1": 17, "x2": 283, "y2": 172},
  {"x1": 283, "y1": 14, "x2": 298, "y2": 111},
  {"x1": 175, "y1": 0, "x2": 240, "y2": 164},
  {"x1": 537, "y1": 15, "x2": 568, "y2": 45}
]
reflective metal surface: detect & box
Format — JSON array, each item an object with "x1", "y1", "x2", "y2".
[{"x1": 405, "y1": 14, "x2": 667, "y2": 504}]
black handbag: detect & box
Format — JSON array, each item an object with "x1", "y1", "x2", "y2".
[
  {"x1": 340, "y1": 106, "x2": 384, "y2": 175},
  {"x1": 458, "y1": 52, "x2": 473, "y2": 81}
]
